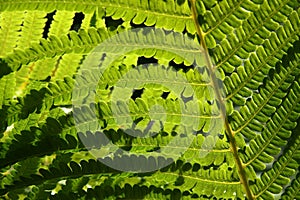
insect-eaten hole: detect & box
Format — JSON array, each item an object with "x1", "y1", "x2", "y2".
[
  {"x1": 161, "y1": 91, "x2": 170, "y2": 99},
  {"x1": 130, "y1": 21, "x2": 152, "y2": 29},
  {"x1": 137, "y1": 56, "x2": 158, "y2": 65},
  {"x1": 104, "y1": 16, "x2": 124, "y2": 30},
  {"x1": 169, "y1": 60, "x2": 193, "y2": 72},
  {"x1": 43, "y1": 10, "x2": 56, "y2": 39},
  {"x1": 70, "y1": 12, "x2": 85, "y2": 31},
  {"x1": 131, "y1": 88, "x2": 144, "y2": 100}
]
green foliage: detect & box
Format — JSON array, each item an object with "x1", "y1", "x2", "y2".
[{"x1": 0, "y1": 0, "x2": 299, "y2": 199}]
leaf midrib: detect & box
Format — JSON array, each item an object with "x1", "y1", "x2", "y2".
[{"x1": 189, "y1": 0, "x2": 254, "y2": 199}]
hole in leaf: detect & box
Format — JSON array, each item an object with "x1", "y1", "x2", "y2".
[
  {"x1": 131, "y1": 88, "x2": 144, "y2": 100},
  {"x1": 43, "y1": 11, "x2": 56, "y2": 39},
  {"x1": 218, "y1": 133, "x2": 224, "y2": 139},
  {"x1": 0, "y1": 59, "x2": 12, "y2": 78},
  {"x1": 70, "y1": 12, "x2": 84, "y2": 31},
  {"x1": 130, "y1": 21, "x2": 145, "y2": 28},
  {"x1": 169, "y1": 60, "x2": 193, "y2": 72},
  {"x1": 161, "y1": 91, "x2": 170, "y2": 99},
  {"x1": 105, "y1": 16, "x2": 124, "y2": 30},
  {"x1": 146, "y1": 146, "x2": 160, "y2": 152},
  {"x1": 137, "y1": 56, "x2": 158, "y2": 65}
]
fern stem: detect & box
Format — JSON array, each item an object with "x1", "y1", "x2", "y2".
[{"x1": 189, "y1": 1, "x2": 254, "y2": 199}]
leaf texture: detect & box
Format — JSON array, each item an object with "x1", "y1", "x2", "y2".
[{"x1": 0, "y1": 0, "x2": 300, "y2": 199}]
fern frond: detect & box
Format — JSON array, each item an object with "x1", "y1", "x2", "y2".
[
  {"x1": 1, "y1": 0, "x2": 300, "y2": 199},
  {"x1": 252, "y1": 136, "x2": 300, "y2": 199},
  {"x1": 224, "y1": 11, "x2": 299, "y2": 105},
  {"x1": 232, "y1": 41, "x2": 300, "y2": 170},
  {"x1": 138, "y1": 162, "x2": 243, "y2": 199},
  {"x1": 0, "y1": 0, "x2": 195, "y2": 33},
  {"x1": 241, "y1": 78, "x2": 300, "y2": 168},
  {"x1": 51, "y1": 53, "x2": 82, "y2": 81},
  {"x1": 17, "y1": 11, "x2": 47, "y2": 49},
  {"x1": 0, "y1": 107, "x2": 76, "y2": 168},
  {"x1": 48, "y1": 10, "x2": 75, "y2": 37},
  {"x1": 0, "y1": 11, "x2": 24, "y2": 57},
  {"x1": 0, "y1": 72, "x2": 16, "y2": 108},
  {"x1": 281, "y1": 173, "x2": 300, "y2": 200},
  {"x1": 2, "y1": 76, "x2": 73, "y2": 129},
  {"x1": 5, "y1": 27, "x2": 201, "y2": 72}
]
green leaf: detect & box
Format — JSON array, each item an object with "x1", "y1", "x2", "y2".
[{"x1": 1, "y1": 0, "x2": 300, "y2": 199}]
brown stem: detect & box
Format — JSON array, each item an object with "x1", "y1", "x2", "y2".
[{"x1": 189, "y1": 1, "x2": 254, "y2": 199}]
